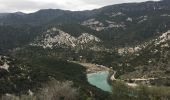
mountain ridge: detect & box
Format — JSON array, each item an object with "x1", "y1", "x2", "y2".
[{"x1": 1, "y1": 0, "x2": 170, "y2": 99}]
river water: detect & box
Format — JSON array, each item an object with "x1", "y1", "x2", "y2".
[{"x1": 87, "y1": 71, "x2": 112, "y2": 92}]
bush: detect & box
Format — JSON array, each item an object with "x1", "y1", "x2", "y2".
[
  {"x1": 1, "y1": 94, "x2": 36, "y2": 100},
  {"x1": 112, "y1": 81, "x2": 170, "y2": 100},
  {"x1": 37, "y1": 80, "x2": 79, "y2": 100},
  {"x1": 112, "y1": 81, "x2": 137, "y2": 100},
  {"x1": 0, "y1": 80, "x2": 79, "y2": 100}
]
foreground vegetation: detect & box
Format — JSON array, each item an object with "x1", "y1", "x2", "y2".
[
  {"x1": 0, "y1": 56, "x2": 111, "y2": 100},
  {"x1": 112, "y1": 81, "x2": 170, "y2": 100},
  {"x1": 2, "y1": 80, "x2": 170, "y2": 100},
  {"x1": 1, "y1": 80, "x2": 79, "y2": 100}
]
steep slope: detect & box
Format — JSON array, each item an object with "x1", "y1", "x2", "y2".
[
  {"x1": 0, "y1": 25, "x2": 43, "y2": 53},
  {"x1": 31, "y1": 27, "x2": 101, "y2": 49},
  {"x1": 81, "y1": 0, "x2": 170, "y2": 45},
  {"x1": 1, "y1": 0, "x2": 170, "y2": 51},
  {"x1": 1, "y1": 0, "x2": 170, "y2": 99},
  {"x1": 116, "y1": 30, "x2": 170, "y2": 86},
  {"x1": 0, "y1": 55, "x2": 111, "y2": 99},
  {"x1": 0, "y1": 9, "x2": 93, "y2": 26},
  {"x1": 0, "y1": 55, "x2": 12, "y2": 70}
]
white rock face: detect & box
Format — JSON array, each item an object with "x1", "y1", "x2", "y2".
[
  {"x1": 161, "y1": 14, "x2": 170, "y2": 17},
  {"x1": 78, "y1": 33, "x2": 100, "y2": 44},
  {"x1": 126, "y1": 17, "x2": 133, "y2": 22},
  {"x1": 138, "y1": 16, "x2": 148, "y2": 23},
  {"x1": 155, "y1": 30, "x2": 170, "y2": 46},
  {"x1": 82, "y1": 19, "x2": 102, "y2": 26},
  {"x1": 31, "y1": 28, "x2": 101, "y2": 49},
  {"x1": 0, "y1": 56, "x2": 10, "y2": 70},
  {"x1": 118, "y1": 47, "x2": 141, "y2": 55},
  {"x1": 161, "y1": 43, "x2": 169, "y2": 48},
  {"x1": 32, "y1": 28, "x2": 77, "y2": 48},
  {"x1": 117, "y1": 30, "x2": 170, "y2": 55},
  {"x1": 106, "y1": 20, "x2": 126, "y2": 28},
  {"x1": 0, "y1": 62, "x2": 9, "y2": 70},
  {"x1": 82, "y1": 19, "x2": 126, "y2": 31},
  {"x1": 111, "y1": 12, "x2": 125, "y2": 17},
  {"x1": 82, "y1": 19, "x2": 105, "y2": 31}
]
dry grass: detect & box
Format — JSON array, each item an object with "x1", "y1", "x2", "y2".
[
  {"x1": 37, "y1": 80, "x2": 79, "y2": 100},
  {"x1": 1, "y1": 80, "x2": 79, "y2": 100}
]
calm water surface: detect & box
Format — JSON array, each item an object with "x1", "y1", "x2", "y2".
[{"x1": 87, "y1": 71, "x2": 112, "y2": 92}]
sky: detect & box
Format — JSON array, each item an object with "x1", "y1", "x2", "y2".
[{"x1": 0, "y1": 0, "x2": 160, "y2": 13}]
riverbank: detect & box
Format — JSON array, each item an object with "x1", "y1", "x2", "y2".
[
  {"x1": 71, "y1": 61, "x2": 111, "y2": 73},
  {"x1": 110, "y1": 75, "x2": 170, "y2": 87},
  {"x1": 70, "y1": 61, "x2": 113, "y2": 92}
]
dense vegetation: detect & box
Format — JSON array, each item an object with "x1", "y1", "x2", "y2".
[
  {"x1": 1, "y1": 0, "x2": 170, "y2": 99},
  {"x1": 0, "y1": 56, "x2": 111, "y2": 99},
  {"x1": 112, "y1": 81, "x2": 170, "y2": 100}
]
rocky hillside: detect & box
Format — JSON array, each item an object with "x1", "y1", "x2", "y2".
[
  {"x1": 31, "y1": 27, "x2": 101, "y2": 49},
  {"x1": 0, "y1": 56, "x2": 11, "y2": 70},
  {"x1": 0, "y1": 0, "x2": 170, "y2": 79},
  {"x1": 1, "y1": 0, "x2": 170, "y2": 50},
  {"x1": 1, "y1": 0, "x2": 170, "y2": 98},
  {"x1": 117, "y1": 30, "x2": 170, "y2": 85}
]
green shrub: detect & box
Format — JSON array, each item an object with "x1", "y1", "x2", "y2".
[
  {"x1": 1, "y1": 80, "x2": 79, "y2": 100},
  {"x1": 112, "y1": 81, "x2": 170, "y2": 100}
]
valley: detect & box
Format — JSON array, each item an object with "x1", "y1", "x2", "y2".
[{"x1": 0, "y1": 0, "x2": 170, "y2": 100}]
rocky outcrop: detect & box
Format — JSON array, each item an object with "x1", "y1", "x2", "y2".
[{"x1": 31, "y1": 27, "x2": 101, "y2": 49}]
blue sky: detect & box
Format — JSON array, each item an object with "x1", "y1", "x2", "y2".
[{"x1": 0, "y1": 0, "x2": 160, "y2": 13}]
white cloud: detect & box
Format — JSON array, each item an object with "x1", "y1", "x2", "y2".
[{"x1": 0, "y1": 0, "x2": 160, "y2": 13}]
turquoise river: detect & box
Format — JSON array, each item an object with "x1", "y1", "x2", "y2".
[{"x1": 87, "y1": 71, "x2": 112, "y2": 92}]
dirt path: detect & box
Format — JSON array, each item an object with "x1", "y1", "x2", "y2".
[{"x1": 71, "y1": 61, "x2": 110, "y2": 73}]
